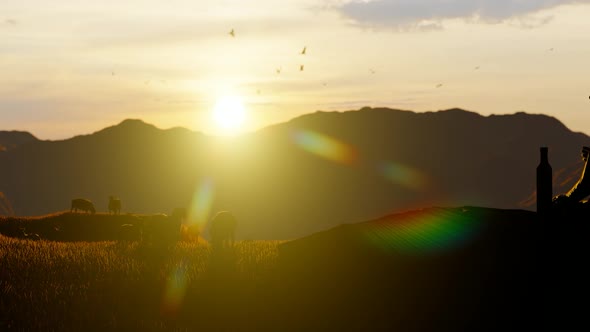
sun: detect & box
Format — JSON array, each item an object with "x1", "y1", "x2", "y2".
[{"x1": 212, "y1": 95, "x2": 246, "y2": 133}]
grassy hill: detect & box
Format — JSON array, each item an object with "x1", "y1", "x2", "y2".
[{"x1": 2, "y1": 206, "x2": 586, "y2": 331}]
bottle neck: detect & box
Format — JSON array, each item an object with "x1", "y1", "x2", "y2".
[{"x1": 540, "y1": 148, "x2": 549, "y2": 163}]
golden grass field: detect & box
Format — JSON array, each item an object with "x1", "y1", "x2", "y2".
[{"x1": 0, "y1": 235, "x2": 283, "y2": 331}]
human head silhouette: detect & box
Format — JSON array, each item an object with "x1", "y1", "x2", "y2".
[{"x1": 582, "y1": 146, "x2": 590, "y2": 161}]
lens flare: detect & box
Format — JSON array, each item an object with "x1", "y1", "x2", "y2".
[
  {"x1": 162, "y1": 263, "x2": 188, "y2": 316},
  {"x1": 379, "y1": 162, "x2": 428, "y2": 191},
  {"x1": 291, "y1": 129, "x2": 355, "y2": 164},
  {"x1": 189, "y1": 178, "x2": 215, "y2": 229},
  {"x1": 363, "y1": 208, "x2": 484, "y2": 254}
]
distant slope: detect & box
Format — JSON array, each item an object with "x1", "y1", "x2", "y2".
[{"x1": 0, "y1": 108, "x2": 589, "y2": 239}]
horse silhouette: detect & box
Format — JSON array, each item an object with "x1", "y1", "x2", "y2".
[
  {"x1": 209, "y1": 211, "x2": 237, "y2": 249},
  {"x1": 71, "y1": 198, "x2": 96, "y2": 214},
  {"x1": 108, "y1": 196, "x2": 121, "y2": 215}
]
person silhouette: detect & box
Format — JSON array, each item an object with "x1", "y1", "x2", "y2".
[{"x1": 553, "y1": 146, "x2": 590, "y2": 206}]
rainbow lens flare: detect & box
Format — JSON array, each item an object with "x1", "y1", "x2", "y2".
[
  {"x1": 379, "y1": 162, "x2": 427, "y2": 191},
  {"x1": 291, "y1": 129, "x2": 356, "y2": 164},
  {"x1": 189, "y1": 178, "x2": 215, "y2": 228},
  {"x1": 161, "y1": 263, "x2": 188, "y2": 316},
  {"x1": 363, "y1": 208, "x2": 484, "y2": 254}
]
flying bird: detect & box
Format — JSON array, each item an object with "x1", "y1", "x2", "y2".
[
  {"x1": 474, "y1": 66, "x2": 480, "y2": 70},
  {"x1": 229, "y1": 29, "x2": 235, "y2": 37},
  {"x1": 547, "y1": 47, "x2": 554, "y2": 52},
  {"x1": 436, "y1": 83, "x2": 443, "y2": 88},
  {"x1": 301, "y1": 46, "x2": 307, "y2": 55},
  {"x1": 300, "y1": 64, "x2": 304, "y2": 71}
]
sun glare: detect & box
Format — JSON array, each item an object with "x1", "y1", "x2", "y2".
[{"x1": 212, "y1": 95, "x2": 246, "y2": 134}]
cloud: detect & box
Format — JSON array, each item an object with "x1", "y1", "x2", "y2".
[{"x1": 333, "y1": 0, "x2": 590, "y2": 29}]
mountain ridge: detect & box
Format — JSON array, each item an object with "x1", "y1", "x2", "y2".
[
  {"x1": 0, "y1": 131, "x2": 39, "y2": 152},
  {"x1": 1, "y1": 107, "x2": 589, "y2": 239},
  {"x1": 0, "y1": 107, "x2": 580, "y2": 142}
]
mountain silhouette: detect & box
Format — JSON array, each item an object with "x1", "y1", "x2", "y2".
[
  {"x1": 0, "y1": 131, "x2": 38, "y2": 152},
  {"x1": 1, "y1": 108, "x2": 589, "y2": 239}
]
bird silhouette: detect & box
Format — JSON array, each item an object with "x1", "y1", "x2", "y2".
[
  {"x1": 301, "y1": 46, "x2": 306, "y2": 55},
  {"x1": 300, "y1": 64, "x2": 304, "y2": 71},
  {"x1": 276, "y1": 67, "x2": 282, "y2": 74},
  {"x1": 474, "y1": 66, "x2": 480, "y2": 70},
  {"x1": 547, "y1": 47, "x2": 554, "y2": 51},
  {"x1": 436, "y1": 83, "x2": 443, "y2": 88},
  {"x1": 229, "y1": 29, "x2": 235, "y2": 37},
  {"x1": 369, "y1": 69, "x2": 376, "y2": 74}
]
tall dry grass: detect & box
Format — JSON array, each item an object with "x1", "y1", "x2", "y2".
[{"x1": 0, "y1": 235, "x2": 282, "y2": 331}]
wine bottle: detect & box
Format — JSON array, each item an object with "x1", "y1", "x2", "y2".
[{"x1": 536, "y1": 147, "x2": 552, "y2": 215}]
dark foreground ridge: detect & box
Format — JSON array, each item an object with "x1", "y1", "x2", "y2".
[{"x1": 277, "y1": 206, "x2": 586, "y2": 330}]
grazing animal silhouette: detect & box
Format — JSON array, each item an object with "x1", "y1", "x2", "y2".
[
  {"x1": 141, "y1": 210, "x2": 184, "y2": 245},
  {"x1": 108, "y1": 196, "x2": 121, "y2": 215},
  {"x1": 210, "y1": 211, "x2": 237, "y2": 249},
  {"x1": 71, "y1": 198, "x2": 96, "y2": 214}
]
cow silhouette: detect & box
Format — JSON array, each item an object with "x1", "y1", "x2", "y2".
[
  {"x1": 108, "y1": 196, "x2": 121, "y2": 215},
  {"x1": 71, "y1": 198, "x2": 96, "y2": 214},
  {"x1": 209, "y1": 211, "x2": 237, "y2": 249}
]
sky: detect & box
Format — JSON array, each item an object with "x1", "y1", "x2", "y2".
[{"x1": 1, "y1": 0, "x2": 590, "y2": 139}]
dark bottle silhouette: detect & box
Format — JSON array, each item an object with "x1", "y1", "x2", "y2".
[{"x1": 536, "y1": 147, "x2": 552, "y2": 214}]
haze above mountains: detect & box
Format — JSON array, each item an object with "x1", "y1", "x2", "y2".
[{"x1": 1, "y1": 107, "x2": 589, "y2": 239}]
